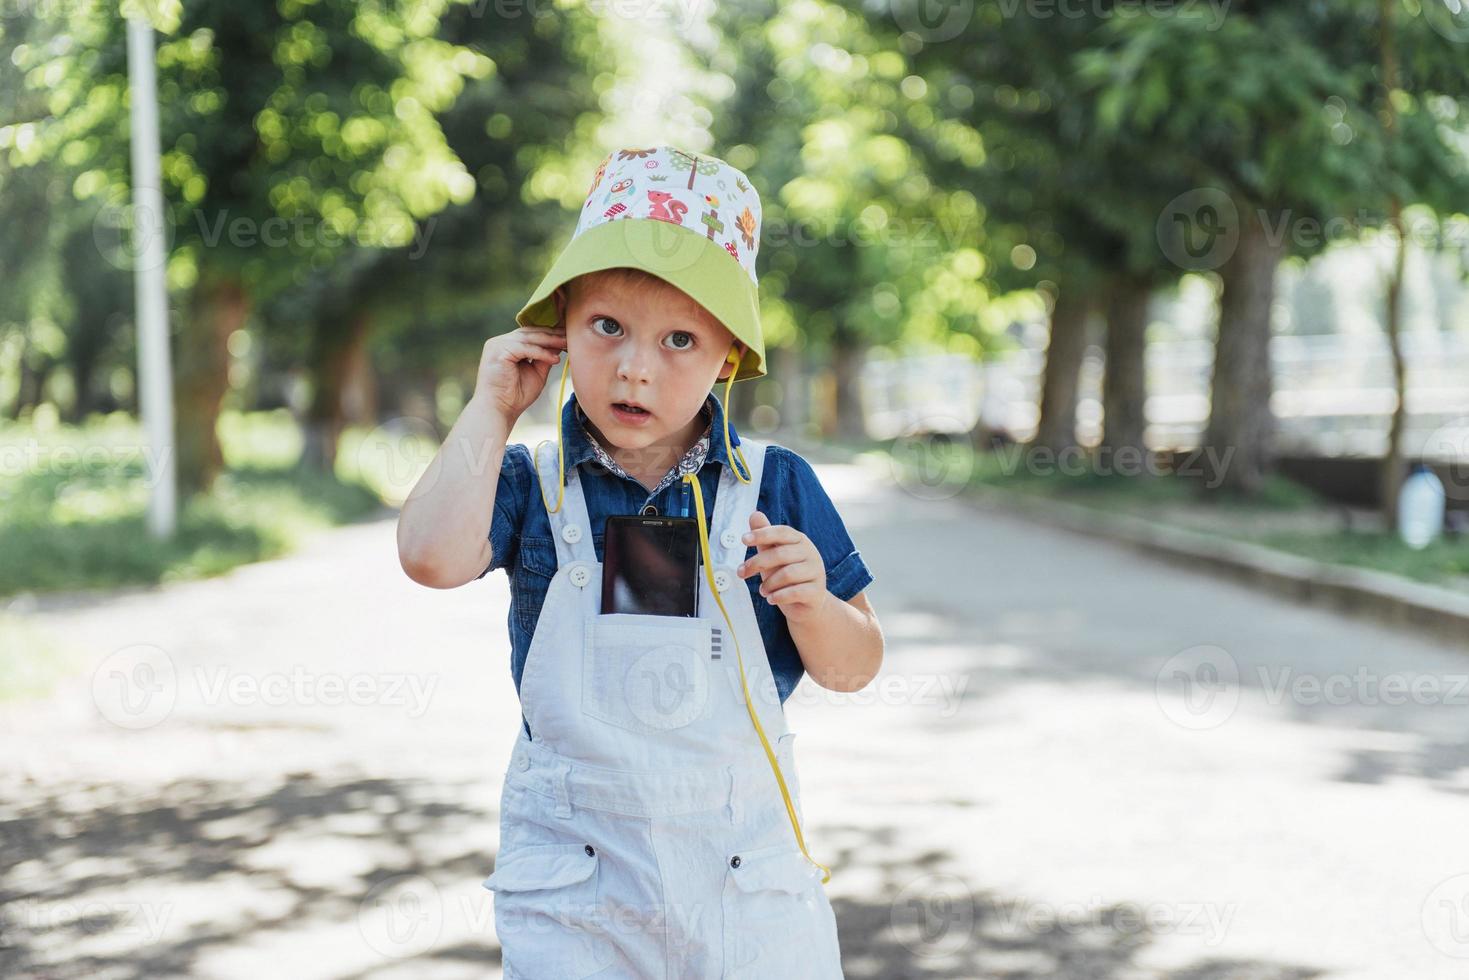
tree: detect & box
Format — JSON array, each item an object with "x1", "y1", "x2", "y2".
[
  {"x1": 17, "y1": 0, "x2": 486, "y2": 496},
  {"x1": 1078, "y1": 6, "x2": 1390, "y2": 495}
]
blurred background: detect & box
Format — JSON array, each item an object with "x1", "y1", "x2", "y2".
[{"x1": 5, "y1": 1, "x2": 1469, "y2": 978}]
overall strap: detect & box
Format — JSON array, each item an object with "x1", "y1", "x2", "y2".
[
  {"x1": 531, "y1": 440, "x2": 597, "y2": 567},
  {"x1": 709, "y1": 438, "x2": 767, "y2": 568}
]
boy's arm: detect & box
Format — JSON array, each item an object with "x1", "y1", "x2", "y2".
[
  {"x1": 396, "y1": 395, "x2": 513, "y2": 589},
  {"x1": 786, "y1": 589, "x2": 883, "y2": 693},
  {"x1": 738, "y1": 508, "x2": 883, "y2": 693},
  {"x1": 400, "y1": 324, "x2": 561, "y2": 587}
]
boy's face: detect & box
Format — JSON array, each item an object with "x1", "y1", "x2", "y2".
[{"x1": 555, "y1": 272, "x2": 744, "y2": 463}]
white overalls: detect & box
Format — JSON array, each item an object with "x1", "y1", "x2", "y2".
[{"x1": 483, "y1": 437, "x2": 845, "y2": 980}]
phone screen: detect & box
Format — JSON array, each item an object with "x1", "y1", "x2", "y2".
[{"x1": 601, "y1": 516, "x2": 700, "y2": 617}]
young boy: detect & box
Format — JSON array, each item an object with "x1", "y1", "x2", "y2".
[{"x1": 397, "y1": 145, "x2": 883, "y2": 978}]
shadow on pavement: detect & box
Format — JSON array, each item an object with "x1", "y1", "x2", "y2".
[{"x1": 0, "y1": 771, "x2": 501, "y2": 979}]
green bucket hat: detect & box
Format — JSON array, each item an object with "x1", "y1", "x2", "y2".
[{"x1": 515, "y1": 145, "x2": 767, "y2": 382}]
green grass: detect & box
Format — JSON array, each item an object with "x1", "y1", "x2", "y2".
[
  {"x1": 869, "y1": 435, "x2": 1319, "y2": 510},
  {"x1": 1252, "y1": 531, "x2": 1469, "y2": 587},
  {"x1": 0, "y1": 410, "x2": 384, "y2": 598},
  {"x1": 0, "y1": 613, "x2": 81, "y2": 704}
]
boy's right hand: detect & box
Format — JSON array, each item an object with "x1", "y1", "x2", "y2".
[{"x1": 476, "y1": 326, "x2": 569, "y2": 424}]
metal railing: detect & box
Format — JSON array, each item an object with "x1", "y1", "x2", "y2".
[{"x1": 860, "y1": 332, "x2": 1469, "y2": 461}]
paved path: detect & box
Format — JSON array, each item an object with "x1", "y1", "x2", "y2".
[{"x1": 4, "y1": 442, "x2": 1469, "y2": 978}]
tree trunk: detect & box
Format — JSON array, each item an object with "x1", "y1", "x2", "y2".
[
  {"x1": 1100, "y1": 273, "x2": 1150, "y2": 462},
  {"x1": 1378, "y1": 0, "x2": 1408, "y2": 525},
  {"x1": 302, "y1": 309, "x2": 374, "y2": 472},
  {"x1": 1379, "y1": 214, "x2": 1407, "y2": 522},
  {"x1": 176, "y1": 271, "x2": 247, "y2": 499},
  {"x1": 1203, "y1": 207, "x2": 1286, "y2": 495},
  {"x1": 1035, "y1": 282, "x2": 1092, "y2": 454},
  {"x1": 831, "y1": 331, "x2": 865, "y2": 442},
  {"x1": 6, "y1": 333, "x2": 48, "y2": 420}
]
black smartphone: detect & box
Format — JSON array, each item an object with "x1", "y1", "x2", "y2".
[{"x1": 601, "y1": 515, "x2": 701, "y2": 617}]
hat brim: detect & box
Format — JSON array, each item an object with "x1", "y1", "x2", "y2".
[{"x1": 515, "y1": 219, "x2": 766, "y2": 382}]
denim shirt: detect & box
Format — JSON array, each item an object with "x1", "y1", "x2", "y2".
[{"x1": 479, "y1": 390, "x2": 875, "y2": 739}]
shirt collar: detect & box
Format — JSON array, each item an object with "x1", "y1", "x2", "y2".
[{"x1": 561, "y1": 389, "x2": 739, "y2": 482}]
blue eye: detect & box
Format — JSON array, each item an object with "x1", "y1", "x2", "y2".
[
  {"x1": 665, "y1": 331, "x2": 694, "y2": 351},
  {"x1": 592, "y1": 316, "x2": 622, "y2": 337}
]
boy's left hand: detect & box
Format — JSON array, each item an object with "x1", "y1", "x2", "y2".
[{"x1": 736, "y1": 510, "x2": 829, "y2": 623}]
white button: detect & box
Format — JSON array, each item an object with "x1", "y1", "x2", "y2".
[
  {"x1": 720, "y1": 529, "x2": 741, "y2": 550},
  {"x1": 713, "y1": 569, "x2": 733, "y2": 592},
  {"x1": 561, "y1": 524, "x2": 582, "y2": 544},
  {"x1": 569, "y1": 565, "x2": 590, "y2": 588},
  {"x1": 517, "y1": 754, "x2": 530, "y2": 771}
]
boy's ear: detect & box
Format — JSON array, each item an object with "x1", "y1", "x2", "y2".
[
  {"x1": 717, "y1": 342, "x2": 746, "y2": 381},
  {"x1": 551, "y1": 285, "x2": 568, "y2": 329}
]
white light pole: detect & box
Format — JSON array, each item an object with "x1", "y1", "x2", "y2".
[{"x1": 126, "y1": 15, "x2": 177, "y2": 538}]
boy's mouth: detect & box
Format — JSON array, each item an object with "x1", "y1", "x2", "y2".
[{"x1": 611, "y1": 402, "x2": 653, "y2": 424}]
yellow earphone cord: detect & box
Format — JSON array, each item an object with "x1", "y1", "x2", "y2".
[{"x1": 534, "y1": 347, "x2": 830, "y2": 884}]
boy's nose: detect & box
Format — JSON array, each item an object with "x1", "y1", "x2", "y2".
[{"x1": 617, "y1": 348, "x2": 655, "y2": 383}]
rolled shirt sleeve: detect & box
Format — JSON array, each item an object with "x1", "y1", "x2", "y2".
[{"x1": 477, "y1": 443, "x2": 531, "y2": 580}]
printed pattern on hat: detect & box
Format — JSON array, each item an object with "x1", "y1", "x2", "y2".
[{"x1": 578, "y1": 146, "x2": 761, "y2": 285}]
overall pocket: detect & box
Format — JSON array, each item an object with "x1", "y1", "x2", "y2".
[
  {"x1": 721, "y1": 841, "x2": 841, "y2": 978},
  {"x1": 583, "y1": 614, "x2": 713, "y2": 734},
  {"x1": 483, "y1": 841, "x2": 612, "y2": 980}
]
